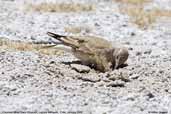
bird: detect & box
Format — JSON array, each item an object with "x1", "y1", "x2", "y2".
[{"x1": 47, "y1": 32, "x2": 129, "y2": 72}]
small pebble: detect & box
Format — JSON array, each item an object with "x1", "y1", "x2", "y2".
[
  {"x1": 130, "y1": 74, "x2": 140, "y2": 79},
  {"x1": 131, "y1": 32, "x2": 136, "y2": 36},
  {"x1": 128, "y1": 47, "x2": 133, "y2": 50},
  {"x1": 144, "y1": 49, "x2": 152, "y2": 55},
  {"x1": 106, "y1": 80, "x2": 125, "y2": 87},
  {"x1": 146, "y1": 92, "x2": 155, "y2": 99},
  {"x1": 77, "y1": 74, "x2": 101, "y2": 83},
  {"x1": 136, "y1": 51, "x2": 142, "y2": 56}
]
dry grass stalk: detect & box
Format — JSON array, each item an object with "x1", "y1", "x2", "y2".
[
  {"x1": 120, "y1": 6, "x2": 156, "y2": 28},
  {"x1": 64, "y1": 26, "x2": 91, "y2": 34},
  {"x1": 114, "y1": 0, "x2": 151, "y2": 5},
  {"x1": 120, "y1": 6, "x2": 171, "y2": 28},
  {"x1": 64, "y1": 26, "x2": 82, "y2": 34},
  {"x1": 0, "y1": 38, "x2": 64, "y2": 55},
  {"x1": 115, "y1": 0, "x2": 171, "y2": 28},
  {"x1": 152, "y1": 8, "x2": 171, "y2": 17},
  {"x1": 26, "y1": 2, "x2": 95, "y2": 12}
]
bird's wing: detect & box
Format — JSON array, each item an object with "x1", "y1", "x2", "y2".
[
  {"x1": 76, "y1": 44, "x2": 94, "y2": 55},
  {"x1": 47, "y1": 32, "x2": 87, "y2": 49},
  {"x1": 82, "y1": 36, "x2": 112, "y2": 49},
  {"x1": 47, "y1": 32, "x2": 113, "y2": 53}
]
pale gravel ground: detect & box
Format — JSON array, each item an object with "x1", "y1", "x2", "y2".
[{"x1": 0, "y1": 0, "x2": 171, "y2": 114}]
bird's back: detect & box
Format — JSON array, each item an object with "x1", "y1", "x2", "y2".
[{"x1": 72, "y1": 35, "x2": 113, "y2": 50}]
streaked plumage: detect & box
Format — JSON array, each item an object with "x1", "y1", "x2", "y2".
[{"x1": 47, "y1": 32, "x2": 129, "y2": 72}]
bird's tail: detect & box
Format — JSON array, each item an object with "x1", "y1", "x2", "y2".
[
  {"x1": 47, "y1": 32, "x2": 66, "y2": 42},
  {"x1": 47, "y1": 32, "x2": 79, "y2": 48}
]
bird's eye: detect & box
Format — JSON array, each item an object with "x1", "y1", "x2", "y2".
[{"x1": 116, "y1": 55, "x2": 119, "y2": 59}]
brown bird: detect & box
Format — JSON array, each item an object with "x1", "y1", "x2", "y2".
[{"x1": 47, "y1": 32, "x2": 129, "y2": 72}]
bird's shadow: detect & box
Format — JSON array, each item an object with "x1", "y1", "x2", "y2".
[
  {"x1": 62, "y1": 61, "x2": 128, "y2": 71},
  {"x1": 61, "y1": 60, "x2": 97, "y2": 71},
  {"x1": 61, "y1": 60, "x2": 82, "y2": 65}
]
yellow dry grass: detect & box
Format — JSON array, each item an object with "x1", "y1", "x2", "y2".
[
  {"x1": 64, "y1": 26, "x2": 82, "y2": 34},
  {"x1": 64, "y1": 26, "x2": 91, "y2": 34},
  {"x1": 0, "y1": 38, "x2": 64, "y2": 55},
  {"x1": 115, "y1": 0, "x2": 171, "y2": 28},
  {"x1": 26, "y1": 2, "x2": 95, "y2": 12},
  {"x1": 114, "y1": 0, "x2": 151, "y2": 5},
  {"x1": 120, "y1": 6, "x2": 156, "y2": 28},
  {"x1": 153, "y1": 8, "x2": 171, "y2": 17},
  {"x1": 120, "y1": 6, "x2": 171, "y2": 28}
]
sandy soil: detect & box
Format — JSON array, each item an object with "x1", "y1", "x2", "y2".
[{"x1": 0, "y1": 0, "x2": 171, "y2": 114}]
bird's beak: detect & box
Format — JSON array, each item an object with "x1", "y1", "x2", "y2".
[{"x1": 115, "y1": 62, "x2": 119, "y2": 69}]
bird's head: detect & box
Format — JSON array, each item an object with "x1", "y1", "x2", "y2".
[{"x1": 113, "y1": 47, "x2": 129, "y2": 69}]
